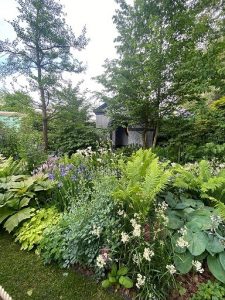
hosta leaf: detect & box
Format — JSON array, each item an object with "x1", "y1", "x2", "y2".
[
  {"x1": 206, "y1": 235, "x2": 224, "y2": 254},
  {"x1": 207, "y1": 255, "x2": 225, "y2": 283},
  {"x1": 102, "y1": 279, "x2": 111, "y2": 289},
  {"x1": 167, "y1": 210, "x2": 184, "y2": 229},
  {"x1": 108, "y1": 275, "x2": 117, "y2": 284},
  {"x1": 4, "y1": 207, "x2": 35, "y2": 233},
  {"x1": 219, "y1": 252, "x2": 225, "y2": 271},
  {"x1": 110, "y1": 264, "x2": 117, "y2": 277},
  {"x1": 19, "y1": 197, "x2": 31, "y2": 208},
  {"x1": 174, "y1": 251, "x2": 193, "y2": 274},
  {"x1": 119, "y1": 276, "x2": 133, "y2": 289},
  {"x1": 0, "y1": 207, "x2": 14, "y2": 223},
  {"x1": 187, "y1": 231, "x2": 208, "y2": 256},
  {"x1": 117, "y1": 266, "x2": 128, "y2": 276}
]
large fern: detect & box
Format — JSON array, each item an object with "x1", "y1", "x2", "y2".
[
  {"x1": 113, "y1": 149, "x2": 171, "y2": 217},
  {"x1": 173, "y1": 160, "x2": 225, "y2": 220}
]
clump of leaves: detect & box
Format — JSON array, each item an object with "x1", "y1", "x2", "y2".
[
  {"x1": 113, "y1": 149, "x2": 171, "y2": 217},
  {"x1": 191, "y1": 280, "x2": 225, "y2": 300},
  {"x1": 165, "y1": 192, "x2": 225, "y2": 283},
  {"x1": 0, "y1": 156, "x2": 55, "y2": 232},
  {"x1": 102, "y1": 264, "x2": 133, "y2": 289},
  {"x1": 15, "y1": 207, "x2": 61, "y2": 251}
]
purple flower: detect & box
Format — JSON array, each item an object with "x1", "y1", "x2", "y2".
[{"x1": 48, "y1": 173, "x2": 55, "y2": 180}]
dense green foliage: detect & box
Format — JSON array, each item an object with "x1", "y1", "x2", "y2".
[
  {"x1": 0, "y1": 156, "x2": 54, "y2": 232},
  {"x1": 1, "y1": 148, "x2": 225, "y2": 299},
  {"x1": 191, "y1": 280, "x2": 225, "y2": 300}
]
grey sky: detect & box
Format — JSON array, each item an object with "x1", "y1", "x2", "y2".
[{"x1": 0, "y1": 0, "x2": 132, "y2": 97}]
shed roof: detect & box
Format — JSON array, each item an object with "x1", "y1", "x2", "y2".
[{"x1": 93, "y1": 103, "x2": 108, "y2": 114}]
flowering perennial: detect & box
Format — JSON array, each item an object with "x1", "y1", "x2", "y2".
[
  {"x1": 166, "y1": 264, "x2": 176, "y2": 274},
  {"x1": 136, "y1": 274, "x2": 146, "y2": 289},
  {"x1": 143, "y1": 248, "x2": 154, "y2": 261},
  {"x1": 121, "y1": 232, "x2": 130, "y2": 243},
  {"x1": 192, "y1": 260, "x2": 204, "y2": 273}
]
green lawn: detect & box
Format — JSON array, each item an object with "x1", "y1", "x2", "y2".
[{"x1": 0, "y1": 231, "x2": 122, "y2": 300}]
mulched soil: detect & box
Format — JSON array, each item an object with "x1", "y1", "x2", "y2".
[{"x1": 170, "y1": 265, "x2": 214, "y2": 300}]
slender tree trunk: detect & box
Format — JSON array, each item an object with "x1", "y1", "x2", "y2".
[
  {"x1": 40, "y1": 86, "x2": 48, "y2": 151},
  {"x1": 152, "y1": 124, "x2": 159, "y2": 148},
  {"x1": 37, "y1": 67, "x2": 48, "y2": 151}
]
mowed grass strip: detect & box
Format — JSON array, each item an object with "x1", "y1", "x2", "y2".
[{"x1": 0, "y1": 231, "x2": 122, "y2": 300}]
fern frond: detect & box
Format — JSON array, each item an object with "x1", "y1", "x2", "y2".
[
  {"x1": 198, "y1": 160, "x2": 212, "y2": 182},
  {"x1": 215, "y1": 201, "x2": 225, "y2": 220},
  {"x1": 143, "y1": 158, "x2": 171, "y2": 202}
]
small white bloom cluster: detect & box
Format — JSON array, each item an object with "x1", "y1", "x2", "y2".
[
  {"x1": 91, "y1": 224, "x2": 101, "y2": 238},
  {"x1": 155, "y1": 201, "x2": 169, "y2": 224},
  {"x1": 192, "y1": 260, "x2": 204, "y2": 273},
  {"x1": 210, "y1": 215, "x2": 223, "y2": 231},
  {"x1": 117, "y1": 209, "x2": 127, "y2": 218},
  {"x1": 76, "y1": 146, "x2": 93, "y2": 156},
  {"x1": 176, "y1": 226, "x2": 189, "y2": 248},
  {"x1": 143, "y1": 247, "x2": 154, "y2": 261},
  {"x1": 136, "y1": 274, "x2": 146, "y2": 289},
  {"x1": 166, "y1": 264, "x2": 176, "y2": 274},
  {"x1": 133, "y1": 253, "x2": 142, "y2": 265},
  {"x1": 121, "y1": 232, "x2": 130, "y2": 243},
  {"x1": 130, "y1": 219, "x2": 141, "y2": 237},
  {"x1": 96, "y1": 252, "x2": 110, "y2": 269},
  {"x1": 178, "y1": 226, "x2": 187, "y2": 236},
  {"x1": 96, "y1": 254, "x2": 107, "y2": 268},
  {"x1": 176, "y1": 236, "x2": 189, "y2": 248}
]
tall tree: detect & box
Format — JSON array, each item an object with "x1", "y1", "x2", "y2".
[
  {"x1": 49, "y1": 84, "x2": 99, "y2": 154},
  {"x1": 97, "y1": 0, "x2": 223, "y2": 147},
  {"x1": 0, "y1": 0, "x2": 88, "y2": 150}
]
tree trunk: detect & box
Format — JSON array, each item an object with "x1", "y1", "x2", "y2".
[
  {"x1": 37, "y1": 67, "x2": 48, "y2": 151},
  {"x1": 152, "y1": 124, "x2": 159, "y2": 148},
  {"x1": 40, "y1": 87, "x2": 48, "y2": 151}
]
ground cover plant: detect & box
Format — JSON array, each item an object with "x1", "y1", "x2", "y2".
[{"x1": 1, "y1": 148, "x2": 225, "y2": 300}]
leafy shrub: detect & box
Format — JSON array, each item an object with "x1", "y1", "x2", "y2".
[
  {"x1": 0, "y1": 156, "x2": 55, "y2": 232},
  {"x1": 15, "y1": 207, "x2": 61, "y2": 251},
  {"x1": 40, "y1": 175, "x2": 120, "y2": 271},
  {"x1": 102, "y1": 264, "x2": 133, "y2": 289},
  {"x1": 164, "y1": 191, "x2": 225, "y2": 283},
  {"x1": 113, "y1": 149, "x2": 171, "y2": 217},
  {"x1": 191, "y1": 280, "x2": 225, "y2": 300}
]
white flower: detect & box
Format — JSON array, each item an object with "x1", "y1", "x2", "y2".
[
  {"x1": 133, "y1": 253, "x2": 142, "y2": 265},
  {"x1": 96, "y1": 255, "x2": 106, "y2": 268},
  {"x1": 166, "y1": 264, "x2": 176, "y2": 275},
  {"x1": 91, "y1": 225, "x2": 101, "y2": 238},
  {"x1": 96, "y1": 158, "x2": 102, "y2": 162},
  {"x1": 117, "y1": 209, "x2": 125, "y2": 216},
  {"x1": 136, "y1": 274, "x2": 146, "y2": 289},
  {"x1": 210, "y1": 215, "x2": 223, "y2": 231},
  {"x1": 192, "y1": 260, "x2": 204, "y2": 273},
  {"x1": 130, "y1": 218, "x2": 137, "y2": 227},
  {"x1": 133, "y1": 223, "x2": 141, "y2": 237},
  {"x1": 143, "y1": 248, "x2": 154, "y2": 261},
  {"x1": 176, "y1": 237, "x2": 189, "y2": 248},
  {"x1": 121, "y1": 232, "x2": 130, "y2": 243},
  {"x1": 178, "y1": 226, "x2": 187, "y2": 236}
]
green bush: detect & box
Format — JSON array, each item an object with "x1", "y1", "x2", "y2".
[
  {"x1": 15, "y1": 207, "x2": 61, "y2": 251},
  {"x1": 0, "y1": 156, "x2": 55, "y2": 232}
]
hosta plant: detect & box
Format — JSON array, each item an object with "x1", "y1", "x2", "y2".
[
  {"x1": 165, "y1": 192, "x2": 225, "y2": 283},
  {"x1": 0, "y1": 170, "x2": 55, "y2": 232},
  {"x1": 102, "y1": 264, "x2": 133, "y2": 289},
  {"x1": 15, "y1": 207, "x2": 61, "y2": 251}
]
